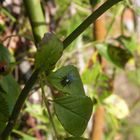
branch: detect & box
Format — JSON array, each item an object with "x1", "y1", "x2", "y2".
[
  {"x1": 91, "y1": 106, "x2": 105, "y2": 140},
  {"x1": 1, "y1": 69, "x2": 40, "y2": 139},
  {"x1": 63, "y1": 0, "x2": 123, "y2": 48},
  {"x1": 23, "y1": 0, "x2": 48, "y2": 44}
]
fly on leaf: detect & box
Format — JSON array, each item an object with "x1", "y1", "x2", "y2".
[
  {"x1": 0, "y1": 61, "x2": 8, "y2": 75},
  {"x1": 60, "y1": 73, "x2": 74, "y2": 87}
]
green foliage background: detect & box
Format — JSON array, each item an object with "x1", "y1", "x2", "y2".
[{"x1": 0, "y1": 0, "x2": 140, "y2": 140}]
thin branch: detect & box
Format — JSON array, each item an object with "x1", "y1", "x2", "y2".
[
  {"x1": 23, "y1": 0, "x2": 48, "y2": 44},
  {"x1": 1, "y1": 69, "x2": 40, "y2": 139},
  {"x1": 91, "y1": 106, "x2": 105, "y2": 140},
  {"x1": 63, "y1": 0, "x2": 123, "y2": 48},
  {"x1": 40, "y1": 75, "x2": 58, "y2": 140},
  {"x1": 1, "y1": 34, "x2": 33, "y2": 43}
]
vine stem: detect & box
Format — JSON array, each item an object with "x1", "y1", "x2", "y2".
[
  {"x1": 39, "y1": 75, "x2": 58, "y2": 140},
  {"x1": 23, "y1": 0, "x2": 47, "y2": 44},
  {"x1": 63, "y1": 0, "x2": 123, "y2": 48},
  {"x1": 1, "y1": 0, "x2": 123, "y2": 139},
  {"x1": 1, "y1": 69, "x2": 40, "y2": 139}
]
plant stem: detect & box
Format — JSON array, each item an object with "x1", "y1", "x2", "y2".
[
  {"x1": 63, "y1": 0, "x2": 123, "y2": 49},
  {"x1": 91, "y1": 106, "x2": 105, "y2": 140},
  {"x1": 1, "y1": 69, "x2": 40, "y2": 139},
  {"x1": 40, "y1": 76, "x2": 58, "y2": 140},
  {"x1": 90, "y1": 1, "x2": 106, "y2": 139},
  {"x1": 105, "y1": 10, "x2": 118, "y2": 39},
  {"x1": 23, "y1": 0, "x2": 47, "y2": 44}
]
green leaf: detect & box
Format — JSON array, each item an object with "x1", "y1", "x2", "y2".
[
  {"x1": 0, "y1": 44, "x2": 15, "y2": 75},
  {"x1": 0, "y1": 84, "x2": 10, "y2": 134},
  {"x1": 0, "y1": 44, "x2": 11, "y2": 63},
  {"x1": 96, "y1": 43, "x2": 111, "y2": 62},
  {"x1": 117, "y1": 35, "x2": 137, "y2": 53},
  {"x1": 82, "y1": 63, "x2": 100, "y2": 85},
  {"x1": 13, "y1": 130, "x2": 36, "y2": 140},
  {"x1": 0, "y1": 122, "x2": 6, "y2": 134},
  {"x1": 89, "y1": 0, "x2": 101, "y2": 6},
  {"x1": 107, "y1": 44, "x2": 133, "y2": 68},
  {"x1": 65, "y1": 137, "x2": 89, "y2": 140},
  {"x1": 35, "y1": 32, "x2": 63, "y2": 72},
  {"x1": 47, "y1": 65, "x2": 85, "y2": 95},
  {"x1": 0, "y1": 74, "x2": 20, "y2": 114},
  {"x1": 0, "y1": 93, "x2": 9, "y2": 133},
  {"x1": 0, "y1": 93, "x2": 9, "y2": 122},
  {"x1": 96, "y1": 43, "x2": 133, "y2": 68},
  {"x1": 54, "y1": 95, "x2": 93, "y2": 136}
]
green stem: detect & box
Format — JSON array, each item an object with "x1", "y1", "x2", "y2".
[
  {"x1": 1, "y1": 0, "x2": 123, "y2": 139},
  {"x1": 105, "y1": 10, "x2": 118, "y2": 39},
  {"x1": 40, "y1": 76, "x2": 58, "y2": 140},
  {"x1": 63, "y1": 0, "x2": 123, "y2": 48},
  {"x1": 23, "y1": 0, "x2": 47, "y2": 44},
  {"x1": 1, "y1": 69, "x2": 40, "y2": 139}
]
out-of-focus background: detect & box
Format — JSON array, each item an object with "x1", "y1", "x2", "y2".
[{"x1": 1, "y1": 0, "x2": 140, "y2": 139}]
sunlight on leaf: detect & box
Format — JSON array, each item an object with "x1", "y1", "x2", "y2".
[
  {"x1": 13, "y1": 130, "x2": 36, "y2": 140},
  {"x1": 82, "y1": 63, "x2": 100, "y2": 85},
  {"x1": 104, "y1": 94, "x2": 129, "y2": 119},
  {"x1": 117, "y1": 35, "x2": 137, "y2": 53}
]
